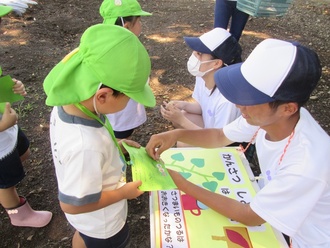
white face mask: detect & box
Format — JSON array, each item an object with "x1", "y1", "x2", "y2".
[{"x1": 187, "y1": 53, "x2": 214, "y2": 77}]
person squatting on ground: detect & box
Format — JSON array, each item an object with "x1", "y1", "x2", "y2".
[
  {"x1": 213, "y1": 0, "x2": 250, "y2": 42},
  {"x1": 161, "y1": 27, "x2": 241, "y2": 147},
  {"x1": 43, "y1": 24, "x2": 156, "y2": 248},
  {"x1": 146, "y1": 38, "x2": 330, "y2": 247},
  {"x1": 100, "y1": 0, "x2": 152, "y2": 140},
  {"x1": 0, "y1": 5, "x2": 52, "y2": 228}
]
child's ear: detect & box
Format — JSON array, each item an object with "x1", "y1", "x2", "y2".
[
  {"x1": 95, "y1": 88, "x2": 113, "y2": 103},
  {"x1": 213, "y1": 59, "x2": 224, "y2": 69},
  {"x1": 123, "y1": 22, "x2": 131, "y2": 30},
  {"x1": 283, "y1": 102, "x2": 299, "y2": 116}
]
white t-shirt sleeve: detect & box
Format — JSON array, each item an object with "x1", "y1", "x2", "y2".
[{"x1": 223, "y1": 116, "x2": 259, "y2": 143}]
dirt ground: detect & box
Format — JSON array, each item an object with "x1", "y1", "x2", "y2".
[{"x1": 0, "y1": 0, "x2": 329, "y2": 247}]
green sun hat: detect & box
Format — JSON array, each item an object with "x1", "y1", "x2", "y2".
[
  {"x1": 100, "y1": 0, "x2": 152, "y2": 24},
  {"x1": 43, "y1": 24, "x2": 155, "y2": 107},
  {"x1": 0, "y1": 5, "x2": 12, "y2": 17}
]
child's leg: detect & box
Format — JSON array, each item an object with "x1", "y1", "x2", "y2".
[
  {"x1": 72, "y1": 231, "x2": 87, "y2": 248},
  {"x1": 0, "y1": 127, "x2": 52, "y2": 227},
  {"x1": 172, "y1": 111, "x2": 204, "y2": 129},
  {"x1": 0, "y1": 127, "x2": 27, "y2": 206},
  {"x1": 175, "y1": 111, "x2": 204, "y2": 147},
  {"x1": 0, "y1": 186, "x2": 20, "y2": 208}
]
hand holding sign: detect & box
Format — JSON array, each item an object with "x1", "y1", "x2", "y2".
[{"x1": 122, "y1": 142, "x2": 177, "y2": 191}]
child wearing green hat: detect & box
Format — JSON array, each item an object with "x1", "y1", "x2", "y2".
[
  {"x1": 100, "y1": 0, "x2": 152, "y2": 140},
  {"x1": 43, "y1": 24, "x2": 155, "y2": 247},
  {"x1": 0, "y1": 5, "x2": 52, "y2": 228},
  {"x1": 100, "y1": 0, "x2": 151, "y2": 35}
]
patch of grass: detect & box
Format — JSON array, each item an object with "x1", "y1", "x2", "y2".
[{"x1": 15, "y1": 101, "x2": 34, "y2": 118}]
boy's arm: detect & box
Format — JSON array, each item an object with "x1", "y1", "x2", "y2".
[
  {"x1": 146, "y1": 128, "x2": 233, "y2": 160},
  {"x1": 0, "y1": 103, "x2": 18, "y2": 132},
  {"x1": 168, "y1": 169, "x2": 265, "y2": 226},
  {"x1": 59, "y1": 181, "x2": 144, "y2": 215}
]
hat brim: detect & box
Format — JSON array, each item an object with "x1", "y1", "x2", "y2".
[
  {"x1": 214, "y1": 63, "x2": 275, "y2": 106},
  {"x1": 136, "y1": 10, "x2": 152, "y2": 17},
  {"x1": 125, "y1": 83, "x2": 155, "y2": 107},
  {"x1": 184, "y1": 37, "x2": 212, "y2": 54},
  {"x1": 0, "y1": 5, "x2": 13, "y2": 17}
]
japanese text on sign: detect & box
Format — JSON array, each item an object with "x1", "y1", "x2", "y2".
[
  {"x1": 157, "y1": 190, "x2": 189, "y2": 248},
  {"x1": 220, "y1": 152, "x2": 245, "y2": 185}
]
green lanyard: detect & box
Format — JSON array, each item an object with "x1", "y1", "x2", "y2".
[{"x1": 74, "y1": 103, "x2": 128, "y2": 168}]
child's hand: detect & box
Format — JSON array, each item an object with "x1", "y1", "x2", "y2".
[
  {"x1": 160, "y1": 101, "x2": 184, "y2": 122},
  {"x1": 0, "y1": 103, "x2": 18, "y2": 131},
  {"x1": 145, "y1": 130, "x2": 178, "y2": 160},
  {"x1": 119, "y1": 139, "x2": 141, "y2": 154},
  {"x1": 119, "y1": 180, "x2": 144, "y2": 199},
  {"x1": 163, "y1": 100, "x2": 185, "y2": 110},
  {"x1": 12, "y1": 78, "x2": 27, "y2": 96}
]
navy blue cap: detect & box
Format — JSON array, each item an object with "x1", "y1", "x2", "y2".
[
  {"x1": 215, "y1": 39, "x2": 321, "y2": 106},
  {"x1": 184, "y1": 28, "x2": 242, "y2": 65}
]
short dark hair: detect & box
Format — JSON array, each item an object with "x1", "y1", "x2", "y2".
[
  {"x1": 268, "y1": 99, "x2": 306, "y2": 110},
  {"x1": 100, "y1": 84, "x2": 122, "y2": 97}
]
